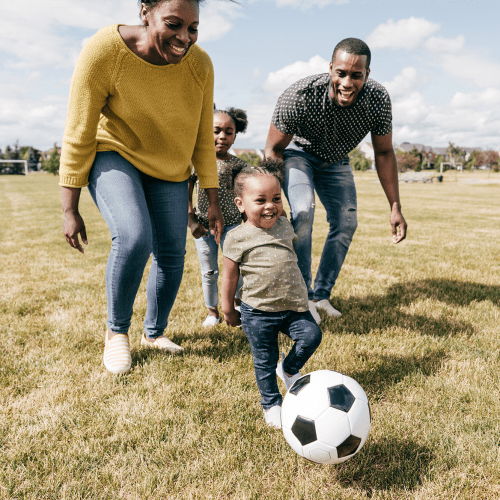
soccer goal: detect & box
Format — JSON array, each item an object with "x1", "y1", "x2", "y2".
[{"x1": 0, "y1": 159, "x2": 28, "y2": 175}]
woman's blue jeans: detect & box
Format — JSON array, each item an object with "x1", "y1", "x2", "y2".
[
  {"x1": 240, "y1": 302, "x2": 322, "y2": 410},
  {"x1": 194, "y1": 225, "x2": 243, "y2": 308},
  {"x1": 283, "y1": 148, "x2": 358, "y2": 301},
  {"x1": 88, "y1": 152, "x2": 188, "y2": 339}
]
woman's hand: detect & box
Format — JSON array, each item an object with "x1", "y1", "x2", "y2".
[
  {"x1": 205, "y1": 188, "x2": 223, "y2": 245},
  {"x1": 63, "y1": 211, "x2": 88, "y2": 253},
  {"x1": 62, "y1": 186, "x2": 87, "y2": 253},
  {"x1": 188, "y1": 213, "x2": 207, "y2": 239}
]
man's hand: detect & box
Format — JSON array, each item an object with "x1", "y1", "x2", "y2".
[{"x1": 390, "y1": 205, "x2": 407, "y2": 243}]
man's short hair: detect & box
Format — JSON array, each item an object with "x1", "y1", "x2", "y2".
[{"x1": 332, "y1": 38, "x2": 371, "y2": 69}]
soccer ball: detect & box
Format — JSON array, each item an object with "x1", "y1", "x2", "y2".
[{"x1": 282, "y1": 370, "x2": 371, "y2": 464}]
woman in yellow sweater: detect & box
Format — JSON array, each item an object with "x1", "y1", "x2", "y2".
[{"x1": 60, "y1": 0, "x2": 227, "y2": 374}]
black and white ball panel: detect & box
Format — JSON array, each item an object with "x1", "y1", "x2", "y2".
[{"x1": 282, "y1": 370, "x2": 371, "y2": 465}]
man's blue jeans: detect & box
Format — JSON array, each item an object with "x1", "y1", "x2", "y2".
[
  {"x1": 283, "y1": 148, "x2": 357, "y2": 301},
  {"x1": 241, "y1": 302, "x2": 322, "y2": 410},
  {"x1": 194, "y1": 225, "x2": 243, "y2": 308},
  {"x1": 88, "y1": 152, "x2": 188, "y2": 339}
]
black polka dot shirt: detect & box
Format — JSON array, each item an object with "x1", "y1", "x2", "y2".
[{"x1": 272, "y1": 74, "x2": 392, "y2": 163}]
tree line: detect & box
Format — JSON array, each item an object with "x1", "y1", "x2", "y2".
[
  {"x1": 394, "y1": 142, "x2": 500, "y2": 173},
  {"x1": 0, "y1": 141, "x2": 60, "y2": 175}
]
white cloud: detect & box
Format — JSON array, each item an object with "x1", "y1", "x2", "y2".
[
  {"x1": 450, "y1": 88, "x2": 500, "y2": 108},
  {"x1": 367, "y1": 17, "x2": 440, "y2": 50},
  {"x1": 244, "y1": 98, "x2": 277, "y2": 147},
  {"x1": 392, "y1": 91, "x2": 430, "y2": 125},
  {"x1": 0, "y1": 0, "x2": 239, "y2": 69},
  {"x1": 197, "y1": 2, "x2": 243, "y2": 44},
  {"x1": 0, "y1": 95, "x2": 67, "y2": 151},
  {"x1": 391, "y1": 87, "x2": 500, "y2": 149},
  {"x1": 382, "y1": 67, "x2": 419, "y2": 97},
  {"x1": 423, "y1": 35, "x2": 464, "y2": 53},
  {"x1": 275, "y1": 0, "x2": 348, "y2": 8},
  {"x1": 434, "y1": 50, "x2": 500, "y2": 88},
  {"x1": 261, "y1": 55, "x2": 329, "y2": 95}
]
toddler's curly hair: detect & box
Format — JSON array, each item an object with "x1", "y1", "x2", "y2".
[{"x1": 232, "y1": 159, "x2": 285, "y2": 197}]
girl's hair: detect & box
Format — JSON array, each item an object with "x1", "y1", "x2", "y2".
[
  {"x1": 214, "y1": 107, "x2": 248, "y2": 134},
  {"x1": 232, "y1": 159, "x2": 285, "y2": 197}
]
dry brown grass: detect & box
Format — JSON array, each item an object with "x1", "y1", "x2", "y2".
[{"x1": 0, "y1": 170, "x2": 499, "y2": 499}]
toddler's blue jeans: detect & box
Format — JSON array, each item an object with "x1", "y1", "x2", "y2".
[
  {"x1": 88, "y1": 152, "x2": 188, "y2": 339},
  {"x1": 240, "y1": 302, "x2": 322, "y2": 410}
]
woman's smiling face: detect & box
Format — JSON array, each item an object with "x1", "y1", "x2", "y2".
[{"x1": 141, "y1": 0, "x2": 199, "y2": 65}]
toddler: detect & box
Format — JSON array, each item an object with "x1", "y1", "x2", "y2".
[{"x1": 221, "y1": 160, "x2": 322, "y2": 428}]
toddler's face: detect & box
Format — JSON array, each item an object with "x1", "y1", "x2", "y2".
[
  {"x1": 213, "y1": 113, "x2": 236, "y2": 159},
  {"x1": 235, "y1": 175, "x2": 283, "y2": 230}
]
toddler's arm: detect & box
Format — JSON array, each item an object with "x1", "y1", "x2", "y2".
[{"x1": 221, "y1": 256, "x2": 241, "y2": 327}]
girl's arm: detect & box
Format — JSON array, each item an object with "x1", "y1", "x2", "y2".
[
  {"x1": 221, "y1": 256, "x2": 241, "y2": 327},
  {"x1": 187, "y1": 177, "x2": 207, "y2": 239}
]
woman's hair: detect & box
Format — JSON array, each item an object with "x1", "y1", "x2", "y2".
[
  {"x1": 232, "y1": 159, "x2": 285, "y2": 197},
  {"x1": 214, "y1": 107, "x2": 248, "y2": 134},
  {"x1": 139, "y1": 0, "x2": 238, "y2": 11}
]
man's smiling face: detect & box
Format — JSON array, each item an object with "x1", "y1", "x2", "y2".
[{"x1": 329, "y1": 50, "x2": 370, "y2": 107}]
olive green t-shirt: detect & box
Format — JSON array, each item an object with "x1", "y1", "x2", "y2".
[{"x1": 223, "y1": 217, "x2": 308, "y2": 312}]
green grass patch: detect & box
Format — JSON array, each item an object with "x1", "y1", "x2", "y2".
[{"x1": 1, "y1": 171, "x2": 499, "y2": 499}]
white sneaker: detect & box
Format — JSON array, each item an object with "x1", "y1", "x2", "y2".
[
  {"x1": 202, "y1": 315, "x2": 220, "y2": 328},
  {"x1": 263, "y1": 405, "x2": 282, "y2": 428},
  {"x1": 308, "y1": 300, "x2": 321, "y2": 324},
  {"x1": 276, "y1": 353, "x2": 302, "y2": 391},
  {"x1": 314, "y1": 299, "x2": 342, "y2": 318}
]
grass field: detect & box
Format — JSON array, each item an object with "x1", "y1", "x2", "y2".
[{"x1": 1, "y1": 170, "x2": 499, "y2": 499}]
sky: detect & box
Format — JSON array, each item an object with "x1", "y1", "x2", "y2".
[{"x1": 0, "y1": 0, "x2": 499, "y2": 153}]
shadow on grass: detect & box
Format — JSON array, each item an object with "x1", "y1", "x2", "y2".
[
  {"x1": 326, "y1": 279, "x2": 497, "y2": 337},
  {"x1": 180, "y1": 326, "x2": 250, "y2": 360},
  {"x1": 129, "y1": 327, "x2": 250, "y2": 365},
  {"x1": 334, "y1": 437, "x2": 434, "y2": 495},
  {"x1": 349, "y1": 350, "x2": 447, "y2": 401}
]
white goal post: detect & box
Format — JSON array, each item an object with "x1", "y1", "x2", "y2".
[{"x1": 0, "y1": 159, "x2": 28, "y2": 175}]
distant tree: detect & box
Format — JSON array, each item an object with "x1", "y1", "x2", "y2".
[
  {"x1": 10, "y1": 140, "x2": 21, "y2": 160},
  {"x1": 446, "y1": 142, "x2": 465, "y2": 168},
  {"x1": 238, "y1": 152, "x2": 260, "y2": 167},
  {"x1": 477, "y1": 150, "x2": 500, "y2": 172},
  {"x1": 4, "y1": 145, "x2": 13, "y2": 159},
  {"x1": 432, "y1": 154, "x2": 446, "y2": 171},
  {"x1": 409, "y1": 147, "x2": 423, "y2": 171},
  {"x1": 465, "y1": 150, "x2": 482, "y2": 170},
  {"x1": 348, "y1": 148, "x2": 371, "y2": 171},
  {"x1": 42, "y1": 143, "x2": 60, "y2": 175},
  {"x1": 396, "y1": 150, "x2": 419, "y2": 172}
]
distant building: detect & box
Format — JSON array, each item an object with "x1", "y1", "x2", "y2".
[
  {"x1": 229, "y1": 148, "x2": 265, "y2": 160},
  {"x1": 358, "y1": 142, "x2": 374, "y2": 163}
]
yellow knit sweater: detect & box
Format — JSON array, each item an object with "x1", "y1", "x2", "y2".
[{"x1": 60, "y1": 25, "x2": 218, "y2": 189}]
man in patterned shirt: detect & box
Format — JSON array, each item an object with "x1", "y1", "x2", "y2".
[{"x1": 265, "y1": 37, "x2": 407, "y2": 324}]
